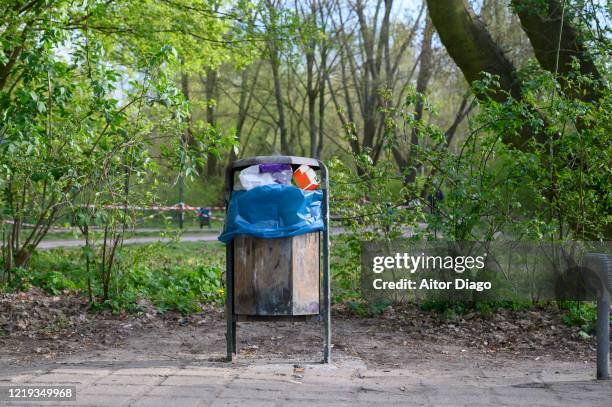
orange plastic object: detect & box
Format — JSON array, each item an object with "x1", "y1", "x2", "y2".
[{"x1": 293, "y1": 165, "x2": 319, "y2": 190}]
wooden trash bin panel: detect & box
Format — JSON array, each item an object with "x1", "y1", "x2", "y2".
[{"x1": 233, "y1": 233, "x2": 320, "y2": 316}]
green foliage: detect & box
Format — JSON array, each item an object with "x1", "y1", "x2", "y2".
[
  {"x1": 329, "y1": 153, "x2": 420, "y2": 241},
  {"x1": 346, "y1": 298, "x2": 392, "y2": 317},
  {"x1": 119, "y1": 263, "x2": 223, "y2": 314},
  {"x1": 32, "y1": 271, "x2": 77, "y2": 295},
  {"x1": 330, "y1": 235, "x2": 362, "y2": 302},
  {"x1": 329, "y1": 63, "x2": 610, "y2": 247},
  {"x1": 0, "y1": 0, "x2": 254, "y2": 291},
  {"x1": 4, "y1": 266, "x2": 76, "y2": 296},
  {"x1": 469, "y1": 66, "x2": 612, "y2": 241},
  {"x1": 2, "y1": 267, "x2": 31, "y2": 292},
  {"x1": 420, "y1": 300, "x2": 467, "y2": 314},
  {"x1": 0, "y1": 5, "x2": 188, "y2": 275},
  {"x1": 560, "y1": 301, "x2": 597, "y2": 334},
  {"x1": 24, "y1": 242, "x2": 225, "y2": 314},
  {"x1": 475, "y1": 300, "x2": 532, "y2": 315},
  {"x1": 420, "y1": 299, "x2": 532, "y2": 319}
]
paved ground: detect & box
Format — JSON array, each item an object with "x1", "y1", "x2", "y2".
[{"x1": 1, "y1": 354, "x2": 611, "y2": 406}]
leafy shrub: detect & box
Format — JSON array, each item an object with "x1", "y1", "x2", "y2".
[
  {"x1": 421, "y1": 299, "x2": 532, "y2": 318},
  {"x1": 31, "y1": 271, "x2": 77, "y2": 295},
  {"x1": 420, "y1": 300, "x2": 468, "y2": 315},
  {"x1": 144, "y1": 264, "x2": 223, "y2": 314},
  {"x1": 346, "y1": 298, "x2": 392, "y2": 317},
  {"x1": 330, "y1": 236, "x2": 362, "y2": 302},
  {"x1": 18, "y1": 242, "x2": 225, "y2": 314},
  {"x1": 560, "y1": 301, "x2": 597, "y2": 334},
  {"x1": 3, "y1": 267, "x2": 32, "y2": 292}
]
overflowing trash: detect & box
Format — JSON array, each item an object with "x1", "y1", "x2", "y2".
[
  {"x1": 236, "y1": 163, "x2": 320, "y2": 191},
  {"x1": 238, "y1": 164, "x2": 293, "y2": 190},
  {"x1": 219, "y1": 162, "x2": 324, "y2": 243},
  {"x1": 293, "y1": 164, "x2": 320, "y2": 190},
  {"x1": 218, "y1": 183, "x2": 323, "y2": 243}
]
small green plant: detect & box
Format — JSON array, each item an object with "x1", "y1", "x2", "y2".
[
  {"x1": 32, "y1": 271, "x2": 77, "y2": 295},
  {"x1": 330, "y1": 236, "x2": 362, "y2": 302},
  {"x1": 346, "y1": 300, "x2": 367, "y2": 316},
  {"x1": 476, "y1": 300, "x2": 532, "y2": 316},
  {"x1": 560, "y1": 301, "x2": 597, "y2": 334},
  {"x1": 346, "y1": 298, "x2": 392, "y2": 317},
  {"x1": 420, "y1": 299, "x2": 532, "y2": 318},
  {"x1": 43, "y1": 318, "x2": 72, "y2": 333},
  {"x1": 367, "y1": 298, "x2": 392, "y2": 316},
  {"x1": 4, "y1": 267, "x2": 32, "y2": 292},
  {"x1": 421, "y1": 300, "x2": 468, "y2": 315}
]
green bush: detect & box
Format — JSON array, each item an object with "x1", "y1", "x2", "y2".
[
  {"x1": 19, "y1": 242, "x2": 225, "y2": 314},
  {"x1": 560, "y1": 301, "x2": 597, "y2": 334},
  {"x1": 420, "y1": 299, "x2": 532, "y2": 318},
  {"x1": 346, "y1": 298, "x2": 392, "y2": 317},
  {"x1": 330, "y1": 236, "x2": 362, "y2": 302},
  {"x1": 31, "y1": 271, "x2": 77, "y2": 295}
]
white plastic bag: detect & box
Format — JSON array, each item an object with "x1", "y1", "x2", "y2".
[{"x1": 237, "y1": 164, "x2": 293, "y2": 190}]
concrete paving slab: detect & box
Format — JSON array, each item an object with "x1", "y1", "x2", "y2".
[
  {"x1": 28, "y1": 373, "x2": 96, "y2": 384},
  {"x1": 95, "y1": 374, "x2": 161, "y2": 385},
  {"x1": 161, "y1": 375, "x2": 230, "y2": 386},
  {"x1": 79, "y1": 384, "x2": 151, "y2": 395},
  {"x1": 130, "y1": 396, "x2": 204, "y2": 407},
  {"x1": 208, "y1": 399, "x2": 277, "y2": 407},
  {"x1": 147, "y1": 384, "x2": 219, "y2": 398},
  {"x1": 113, "y1": 367, "x2": 179, "y2": 376},
  {"x1": 1, "y1": 356, "x2": 610, "y2": 406}
]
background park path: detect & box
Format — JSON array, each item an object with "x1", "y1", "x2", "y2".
[
  {"x1": 38, "y1": 232, "x2": 222, "y2": 249},
  {"x1": 37, "y1": 225, "x2": 426, "y2": 249}
]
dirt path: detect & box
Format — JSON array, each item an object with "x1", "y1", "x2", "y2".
[{"x1": 0, "y1": 293, "x2": 604, "y2": 370}]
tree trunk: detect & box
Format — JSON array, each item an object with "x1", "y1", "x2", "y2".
[
  {"x1": 306, "y1": 46, "x2": 317, "y2": 158},
  {"x1": 233, "y1": 70, "x2": 249, "y2": 162},
  {"x1": 426, "y1": 0, "x2": 521, "y2": 101},
  {"x1": 405, "y1": 16, "x2": 434, "y2": 184},
  {"x1": 317, "y1": 43, "x2": 327, "y2": 158},
  {"x1": 268, "y1": 44, "x2": 290, "y2": 155},
  {"x1": 511, "y1": 0, "x2": 602, "y2": 104},
  {"x1": 204, "y1": 68, "x2": 218, "y2": 176},
  {"x1": 180, "y1": 71, "x2": 193, "y2": 148},
  {"x1": 426, "y1": 0, "x2": 546, "y2": 150}
]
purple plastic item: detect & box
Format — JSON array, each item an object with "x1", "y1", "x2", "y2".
[{"x1": 258, "y1": 163, "x2": 292, "y2": 173}]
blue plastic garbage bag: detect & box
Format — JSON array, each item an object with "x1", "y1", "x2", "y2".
[{"x1": 218, "y1": 184, "x2": 324, "y2": 243}]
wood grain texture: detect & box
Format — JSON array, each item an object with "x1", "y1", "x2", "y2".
[
  {"x1": 233, "y1": 235, "x2": 256, "y2": 314},
  {"x1": 233, "y1": 233, "x2": 320, "y2": 316},
  {"x1": 292, "y1": 233, "x2": 320, "y2": 315}
]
